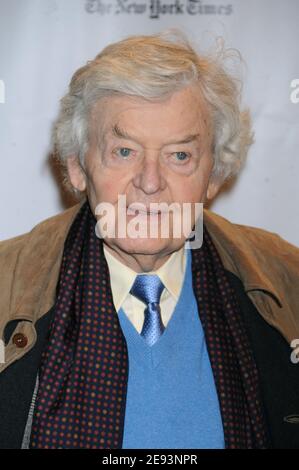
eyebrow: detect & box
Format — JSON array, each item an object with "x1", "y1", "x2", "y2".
[{"x1": 111, "y1": 124, "x2": 200, "y2": 145}]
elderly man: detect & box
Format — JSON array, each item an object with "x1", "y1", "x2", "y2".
[{"x1": 0, "y1": 30, "x2": 299, "y2": 450}]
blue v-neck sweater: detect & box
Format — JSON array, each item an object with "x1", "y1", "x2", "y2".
[{"x1": 118, "y1": 249, "x2": 225, "y2": 449}]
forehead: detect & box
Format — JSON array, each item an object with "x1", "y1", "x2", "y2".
[{"x1": 91, "y1": 84, "x2": 212, "y2": 140}]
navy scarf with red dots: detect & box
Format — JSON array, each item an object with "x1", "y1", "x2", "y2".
[{"x1": 29, "y1": 200, "x2": 270, "y2": 449}]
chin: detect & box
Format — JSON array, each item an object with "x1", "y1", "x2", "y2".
[{"x1": 110, "y1": 236, "x2": 175, "y2": 256}]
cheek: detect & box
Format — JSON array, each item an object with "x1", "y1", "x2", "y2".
[
  {"x1": 85, "y1": 159, "x2": 118, "y2": 202},
  {"x1": 91, "y1": 178, "x2": 118, "y2": 203},
  {"x1": 168, "y1": 171, "x2": 210, "y2": 204},
  {"x1": 190, "y1": 159, "x2": 214, "y2": 199},
  {"x1": 89, "y1": 169, "x2": 133, "y2": 206}
]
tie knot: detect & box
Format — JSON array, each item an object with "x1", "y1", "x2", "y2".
[{"x1": 130, "y1": 274, "x2": 165, "y2": 306}]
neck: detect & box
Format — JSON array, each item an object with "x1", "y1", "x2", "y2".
[{"x1": 103, "y1": 243, "x2": 179, "y2": 273}]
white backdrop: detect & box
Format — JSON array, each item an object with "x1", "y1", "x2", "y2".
[{"x1": 0, "y1": 0, "x2": 298, "y2": 245}]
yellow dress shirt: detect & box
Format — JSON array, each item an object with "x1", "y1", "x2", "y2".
[{"x1": 103, "y1": 244, "x2": 187, "y2": 334}]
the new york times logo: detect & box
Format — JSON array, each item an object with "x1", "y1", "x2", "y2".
[{"x1": 85, "y1": 0, "x2": 233, "y2": 17}]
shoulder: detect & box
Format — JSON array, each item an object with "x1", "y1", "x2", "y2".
[
  {"x1": 204, "y1": 209, "x2": 299, "y2": 343},
  {"x1": 204, "y1": 209, "x2": 299, "y2": 260},
  {"x1": 203, "y1": 208, "x2": 299, "y2": 318},
  {"x1": 236, "y1": 223, "x2": 299, "y2": 270}
]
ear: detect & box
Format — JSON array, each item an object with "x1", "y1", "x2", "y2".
[
  {"x1": 66, "y1": 155, "x2": 87, "y2": 192},
  {"x1": 206, "y1": 176, "x2": 222, "y2": 201}
]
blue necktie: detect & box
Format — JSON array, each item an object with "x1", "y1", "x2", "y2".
[{"x1": 130, "y1": 274, "x2": 165, "y2": 346}]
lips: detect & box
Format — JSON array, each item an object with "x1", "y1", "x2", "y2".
[
  {"x1": 127, "y1": 208, "x2": 162, "y2": 215},
  {"x1": 126, "y1": 206, "x2": 165, "y2": 215}
]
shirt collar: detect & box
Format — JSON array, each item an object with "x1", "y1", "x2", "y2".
[{"x1": 103, "y1": 243, "x2": 187, "y2": 311}]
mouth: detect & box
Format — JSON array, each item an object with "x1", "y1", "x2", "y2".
[
  {"x1": 126, "y1": 203, "x2": 168, "y2": 216},
  {"x1": 126, "y1": 206, "x2": 167, "y2": 216}
]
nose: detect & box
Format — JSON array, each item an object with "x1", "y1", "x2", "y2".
[{"x1": 133, "y1": 155, "x2": 166, "y2": 195}]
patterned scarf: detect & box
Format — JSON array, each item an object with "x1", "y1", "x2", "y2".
[{"x1": 29, "y1": 200, "x2": 270, "y2": 449}]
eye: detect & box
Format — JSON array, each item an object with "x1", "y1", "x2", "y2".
[
  {"x1": 115, "y1": 147, "x2": 133, "y2": 158},
  {"x1": 173, "y1": 151, "x2": 190, "y2": 162}
]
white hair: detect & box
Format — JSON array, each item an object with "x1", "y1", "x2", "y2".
[{"x1": 52, "y1": 28, "x2": 254, "y2": 196}]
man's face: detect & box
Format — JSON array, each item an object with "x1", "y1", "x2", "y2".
[{"x1": 67, "y1": 84, "x2": 220, "y2": 264}]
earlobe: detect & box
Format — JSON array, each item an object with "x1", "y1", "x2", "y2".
[
  {"x1": 206, "y1": 178, "x2": 221, "y2": 201},
  {"x1": 66, "y1": 156, "x2": 87, "y2": 192}
]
